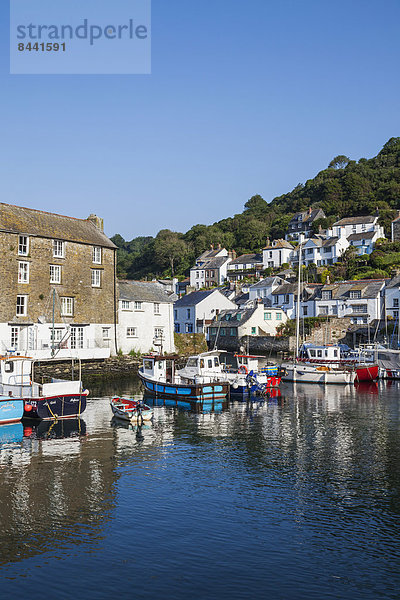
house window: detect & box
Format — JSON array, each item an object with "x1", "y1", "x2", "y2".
[
  {"x1": 322, "y1": 290, "x2": 332, "y2": 300},
  {"x1": 175, "y1": 323, "x2": 180, "y2": 333},
  {"x1": 10, "y1": 327, "x2": 19, "y2": 348},
  {"x1": 93, "y1": 246, "x2": 102, "y2": 264},
  {"x1": 154, "y1": 303, "x2": 161, "y2": 315},
  {"x1": 210, "y1": 271, "x2": 215, "y2": 277},
  {"x1": 350, "y1": 290, "x2": 361, "y2": 299},
  {"x1": 303, "y1": 306, "x2": 308, "y2": 316},
  {"x1": 122, "y1": 300, "x2": 131, "y2": 310},
  {"x1": 18, "y1": 235, "x2": 29, "y2": 256},
  {"x1": 332, "y1": 306, "x2": 338, "y2": 314},
  {"x1": 91, "y1": 269, "x2": 101, "y2": 287},
  {"x1": 185, "y1": 323, "x2": 193, "y2": 333},
  {"x1": 70, "y1": 327, "x2": 84, "y2": 349},
  {"x1": 16, "y1": 295, "x2": 27, "y2": 316},
  {"x1": 53, "y1": 239, "x2": 65, "y2": 258},
  {"x1": 319, "y1": 306, "x2": 329, "y2": 315},
  {"x1": 276, "y1": 313, "x2": 282, "y2": 320},
  {"x1": 264, "y1": 312, "x2": 272, "y2": 320},
  {"x1": 134, "y1": 301, "x2": 142, "y2": 310},
  {"x1": 154, "y1": 327, "x2": 164, "y2": 338},
  {"x1": 61, "y1": 297, "x2": 74, "y2": 316},
  {"x1": 284, "y1": 295, "x2": 289, "y2": 304},
  {"x1": 18, "y1": 261, "x2": 29, "y2": 284},
  {"x1": 352, "y1": 304, "x2": 368, "y2": 313},
  {"x1": 230, "y1": 328, "x2": 236, "y2": 336},
  {"x1": 174, "y1": 309, "x2": 177, "y2": 319},
  {"x1": 187, "y1": 309, "x2": 191, "y2": 319},
  {"x1": 273, "y1": 296, "x2": 279, "y2": 304},
  {"x1": 102, "y1": 328, "x2": 110, "y2": 340},
  {"x1": 50, "y1": 329, "x2": 63, "y2": 344},
  {"x1": 307, "y1": 249, "x2": 313, "y2": 255},
  {"x1": 220, "y1": 328, "x2": 226, "y2": 336},
  {"x1": 251, "y1": 327, "x2": 257, "y2": 335},
  {"x1": 127, "y1": 327, "x2": 137, "y2": 337},
  {"x1": 196, "y1": 271, "x2": 199, "y2": 278},
  {"x1": 50, "y1": 264, "x2": 61, "y2": 284},
  {"x1": 394, "y1": 299, "x2": 399, "y2": 308}
]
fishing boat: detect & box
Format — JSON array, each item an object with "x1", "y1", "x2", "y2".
[
  {"x1": 179, "y1": 351, "x2": 282, "y2": 397},
  {"x1": 138, "y1": 354, "x2": 229, "y2": 405},
  {"x1": 0, "y1": 354, "x2": 88, "y2": 420},
  {"x1": 298, "y1": 343, "x2": 379, "y2": 382},
  {"x1": 110, "y1": 397, "x2": 153, "y2": 422},
  {"x1": 0, "y1": 395, "x2": 24, "y2": 424}
]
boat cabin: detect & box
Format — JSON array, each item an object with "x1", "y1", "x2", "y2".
[
  {"x1": 179, "y1": 352, "x2": 223, "y2": 379},
  {"x1": 0, "y1": 356, "x2": 32, "y2": 388},
  {"x1": 141, "y1": 355, "x2": 179, "y2": 383}
]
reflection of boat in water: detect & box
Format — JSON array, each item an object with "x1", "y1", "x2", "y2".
[
  {"x1": 143, "y1": 393, "x2": 227, "y2": 413},
  {"x1": 0, "y1": 422, "x2": 24, "y2": 444},
  {"x1": 110, "y1": 397, "x2": 153, "y2": 422},
  {"x1": 0, "y1": 355, "x2": 88, "y2": 420},
  {"x1": 23, "y1": 418, "x2": 86, "y2": 439}
]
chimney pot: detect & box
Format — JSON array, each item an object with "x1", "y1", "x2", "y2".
[{"x1": 87, "y1": 214, "x2": 104, "y2": 232}]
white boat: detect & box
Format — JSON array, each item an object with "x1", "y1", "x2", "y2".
[
  {"x1": 178, "y1": 351, "x2": 281, "y2": 396},
  {"x1": 283, "y1": 362, "x2": 356, "y2": 384}
]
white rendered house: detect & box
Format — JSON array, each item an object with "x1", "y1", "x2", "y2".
[
  {"x1": 174, "y1": 289, "x2": 236, "y2": 334},
  {"x1": 117, "y1": 281, "x2": 175, "y2": 355}
]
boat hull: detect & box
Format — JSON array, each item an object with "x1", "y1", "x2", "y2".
[
  {"x1": 283, "y1": 365, "x2": 356, "y2": 385},
  {"x1": 138, "y1": 371, "x2": 229, "y2": 403},
  {"x1": 0, "y1": 396, "x2": 24, "y2": 424},
  {"x1": 355, "y1": 364, "x2": 379, "y2": 382},
  {"x1": 110, "y1": 398, "x2": 153, "y2": 422},
  {"x1": 23, "y1": 394, "x2": 87, "y2": 420}
]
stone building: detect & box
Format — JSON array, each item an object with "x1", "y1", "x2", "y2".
[{"x1": 0, "y1": 203, "x2": 117, "y2": 358}]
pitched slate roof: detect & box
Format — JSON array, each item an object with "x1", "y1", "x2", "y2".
[
  {"x1": 174, "y1": 289, "x2": 219, "y2": 307},
  {"x1": 263, "y1": 239, "x2": 293, "y2": 250},
  {"x1": 318, "y1": 279, "x2": 385, "y2": 299},
  {"x1": 347, "y1": 231, "x2": 376, "y2": 241},
  {"x1": 250, "y1": 276, "x2": 284, "y2": 290},
  {"x1": 118, "y1": 280, "x2": 174, "y2": 303},
  {"x1": 289, "y1": 208, "x2": 325, "y2": 224},
  {"x1": 228, "y1": 253, "x2": 262, "y2": 265},
  {"x1": 214, "y1": 306, "x2": 258, "y2": 328},
  {"x1": 333, "y1": 215, "x2": 376, "y2": 226},
  {"x1": 0, "y1": 203, "x2": 116, "y2": 248},
  {"x1": 385, "y1": 275, "x2": 400, "y2": 289}
]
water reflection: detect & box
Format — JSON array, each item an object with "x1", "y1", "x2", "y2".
[{"x1": 0, "y1": 378, "x2": 400, "y2": 599}]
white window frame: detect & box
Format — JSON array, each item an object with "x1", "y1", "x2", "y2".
[
  {"x1": 134, "y1": 301, "x2": 142, "y2": 310},
  {"x1": 92, "y1": 246, "x2": 102, "y2": 264},
  {"x1": 18, "y1": 261, "x2": 29, "y2": 284},
  {"x1": 16, "y1": 295, "x2": 27, "y2": 316},
  {"x1": 126, "y1": 327, "x2": 137, "y2": 338},
  {"x1": 121, "y1": 300, "x2": 131, "y2": 310},
  {"x1": 102, "y1": 327, "x2": 110, "y2": 340},
  {"x1": 50, "y1": 264, "x2": 61, "y2": 284},
  {"x1": 91, "y1": 269, "x2": 101, "y2": 288},
  {"x1": 18, "y1": 235, "x2": 29, "y2": 256},
  {"x1": 53, "y1": 239, "x2": 65, "y2": 258},
  {"x1": 154, "y1": 303, "x2": 161, "y2": 315},
  {"x1": 71, "y1": 326, "x2": 84, "y2": 350},
  {"x1": 61, "y1": 297, "x2": 74, "y2": 317},
  {"x1": 154, "y1": 327, "x2": 164, "y2": 338},
  {"x1": 10, "y1": 326, "x2": 19, "y2": 348}
]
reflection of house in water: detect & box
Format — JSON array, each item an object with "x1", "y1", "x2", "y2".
[{"x1": 0, "y1": 413, "x2": 117, "y2": 566}]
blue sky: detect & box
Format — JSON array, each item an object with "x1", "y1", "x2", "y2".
[{"x1": 1, "y1": 0, "x2": 400, "y2": 239}]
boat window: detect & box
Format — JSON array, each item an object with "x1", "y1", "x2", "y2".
[
  {"x1": 214, "y1": 357, "x2": 219, "y2": 367},
  {"x1": 187, "y1": 358, "x2": 198, "y2": 367},
  {"x1": 143, "y1": 360, "x2": 153, "y2": 370},
  {"x1": 200, "y1": 359, "x2": 205, "y2": 368},
  {"x1": 310, "y1": 350, "x2": 316, "y2": 357},
  {"x1": 333, "y1": 349, "x2": 338, "y2": 357},
  {"x1": 4, "y1": 361, "x2": 14, "y2": 373},
  {"x1": 208, "y1": 359, "x2": 213, "y2": 368},
  {"x1": 324, "y1": 350, "x2": 328, "y2": 357},
  {"x1": 317, "y1": 350, "x2": 323, "y2": 358}
]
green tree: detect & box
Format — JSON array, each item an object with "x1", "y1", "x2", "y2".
[{"x1": 153, "y1": 230, "x2": 188, "y2": 277}]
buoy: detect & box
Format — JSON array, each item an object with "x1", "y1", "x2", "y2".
[{"x1": 24, "y1": 403, "x2": 33, "y2": 412}]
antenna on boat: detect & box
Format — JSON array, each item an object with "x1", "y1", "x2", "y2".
[{"x1": 295, "y1": 235, "x2": 304, "y2": 360}]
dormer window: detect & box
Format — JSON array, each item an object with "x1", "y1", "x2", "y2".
[
  {"x1": 350, "y1": 290, "x2": 361, "y2": 299},
  {"x1": 322, "y1": 290, "x2": 332, "y2": 300}
]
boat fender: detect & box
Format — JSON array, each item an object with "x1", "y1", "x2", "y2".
[
  {"x1": 238, "y1": 365, "x2": 248, "y2": 374},
  {"x1": 24, "y1": 403, "x2": 33, "y2": 412},
  {"x1": 232, "y1": 382, "x2": 239, "y2": 389}
]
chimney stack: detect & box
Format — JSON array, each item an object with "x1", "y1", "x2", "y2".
[{"x1": 87, "y1": 214, "x2": 104, "y2": 232}]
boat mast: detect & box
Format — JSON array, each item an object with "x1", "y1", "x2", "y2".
[{"x1": 295, "y1": 235, "x2": 303, "y2": 359}]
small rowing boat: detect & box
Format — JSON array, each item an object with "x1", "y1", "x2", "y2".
[{"x1": 110, "y1": 397, "x2": 153, "y2": 423}]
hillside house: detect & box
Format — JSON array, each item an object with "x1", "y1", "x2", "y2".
[
  {"x1": 327, "y1": 215, "x2": 385, "y2": 254},
  {"x1": 248, "y1": 276, "x2": 285, "y2": 304},
  {"x1": 314, "y1": 279, "x2": 385, "y2": 324},
  {"x1": 226, "y1": 253, "x2": 263, "y2": 282},
  {"x1": 262, "y1": 239, "x2": 294, "y2": 268},
  {"x1": 174, "y1": 289, "x2": 236, "y2": 334},
  {"x1": 189, "y1": 245, "x2": 232, "y2": 289},
  {"x1": 285, "y1": 207, "x2": 326, "y2": 241},
  {"x1": 0, "y1": 203, "x2": 117, "y2": 359}
]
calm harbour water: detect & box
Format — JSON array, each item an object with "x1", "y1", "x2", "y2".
[{"x1": 1, "y1": 377, "x2": 400, "y2": 599}]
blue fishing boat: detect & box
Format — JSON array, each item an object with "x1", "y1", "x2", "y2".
[
  {"x1": 138, "y1": 354, "x2": 229, "y2": 405},
  {"x1": 0, "y1": 396, "x2": 24, "y2": 424}
]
